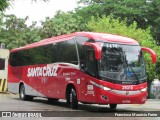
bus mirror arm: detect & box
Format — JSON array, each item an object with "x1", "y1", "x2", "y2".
[{"x1": 141, "y1": 47, "x2": 156, "y2": 64}]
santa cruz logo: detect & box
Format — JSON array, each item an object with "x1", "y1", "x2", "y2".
[{"x1": 27, "y1": 64, "x2": 58, "y2": 77}]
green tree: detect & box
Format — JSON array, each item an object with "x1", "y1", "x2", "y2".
[
  {"x1": 87, "y1": 15, "x2": 160, "y2": 81},
  {"x1": 40, "y1": 11, "x2": 85, "y2": 38},
  {"x1": 0, "y1": 0, "x2": 49, "y2": 12},
  {"x1": 0, "y1": 0, "x2": 10, "y2": 11},
  {"x1": 0, "y1": 14, "x2": 41, "y2": 49},
  {"x1": 77, "y1": 0, "x2": 160, "y2": 43},
  {"x1": 0, "y1": 13, "x2": 4, "y2": 29}
]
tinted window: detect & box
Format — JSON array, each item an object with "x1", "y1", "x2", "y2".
[
  {"x1": 58, "y1": 40, "x2": 78, "y2": 64},
  {"x1": 10, "y1": 39, "x2": 78, "y2": 67},
  {"x1": 10, "y1": 46, "x2": 50, "y2": 66},
  {"x1": 86, "y1": 49, "x2": 96, "y2": 77},
  {"x1": 76, "y1": 36, "x2": 90, "y2": 66}
]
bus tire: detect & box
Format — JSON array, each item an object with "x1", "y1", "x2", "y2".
[
  {"x1": 109, "y1": 104, "x2": 117, "y2": 110},
  {"x1": 19, "y1": 84, "x2": 33, "y2": 101},
  {"x1": 66, "y1": 89, "x2": 71, "y2": 105},
  {"x1": 71, "y1": 88, "x2": 78, "y2": 109}
]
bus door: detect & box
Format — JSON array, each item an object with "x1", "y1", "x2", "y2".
[
  {"x1": 85, "y1": 49, "x2": 96, "y2": 77},
  {"x1": 79, "y1": 45, "x2": 99, "y2": 102}
]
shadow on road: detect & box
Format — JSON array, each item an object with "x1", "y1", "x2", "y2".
[{"x1": 13, "y1": 97, "x2": 133, "y2": 113}]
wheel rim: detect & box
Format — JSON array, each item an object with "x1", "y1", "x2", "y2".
[
  {"x1": 20, "y1": 86, "x2": 25, "y2": 99},
  {"x1": 70, "y1": 92, "x2": 72, "y2": 103}
]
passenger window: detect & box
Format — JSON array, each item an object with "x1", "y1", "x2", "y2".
[
  {"x1": 58, "y1": 39, "x2": 78, "y2": 65},
  {"x1": 10, "y1": 39, "x2": 79, "y2": 67}
]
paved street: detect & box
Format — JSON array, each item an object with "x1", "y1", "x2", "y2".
[{"x1": 0, "y1": 93, "x2": 160, "y2": 120}]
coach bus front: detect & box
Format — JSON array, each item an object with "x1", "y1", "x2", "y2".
[
  {"x1": 84, "y1": 41, "x2": 156, "y2": 107},
  {"x1": 99, "y1": 43, "x2": 146, "y2": 85}
]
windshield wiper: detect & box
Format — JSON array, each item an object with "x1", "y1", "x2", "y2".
[{"x1": 123, "y1": 52, "x2": 140, "y2": 84}]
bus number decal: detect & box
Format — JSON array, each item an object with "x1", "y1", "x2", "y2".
[
  {"x1": 122, "y1": 86, "x2": 133, "y2": 90},
  {"x1": 27, "y1": 64, "x2": 58, "y2": 77},
  {"x1": 87, "y1": 91, "x2": 94, "y2": 95}
]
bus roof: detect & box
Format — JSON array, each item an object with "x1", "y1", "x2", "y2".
[
  {"x1": 76, "y1": 32, "x2": 139, "y2": 44},
  {"x1": 11, "y1": 32, "x2": 139, "y2": 52}
]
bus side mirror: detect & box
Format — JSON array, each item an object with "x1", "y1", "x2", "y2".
[
  {"x1": 83, "y1": 42, "x2": 101, "y2": 60},
  {"x1": 141, "y1": 47, "x2": 156, "y2": 64}
]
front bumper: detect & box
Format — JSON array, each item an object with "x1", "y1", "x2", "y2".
[{"x1": 95, "y1": 89, "x2": 147, "y2": 104}]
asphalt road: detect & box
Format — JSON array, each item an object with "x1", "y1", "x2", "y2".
[{"x1": 0, "y1": 93, "x2": 160, "y2": 120}]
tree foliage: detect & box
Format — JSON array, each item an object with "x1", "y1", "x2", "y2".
[
  {"x1": 0, "y1": 0, "x2": 10, "y2": 12},
  {"x1": 40, "y1": 11, "x2": 85, "y2": 38},
  {"x1": 0, "y1": 0, "x2": 49, "y2": 12},
  {"x1": 87, "y1": 15, "x2": 160, "y2": 81},
  {"x1": 0, "y1": 14, "x2": 40, "y2": 49},
  {"x1": 77, "y1": 0, "x2": 160, "y2": 43}
]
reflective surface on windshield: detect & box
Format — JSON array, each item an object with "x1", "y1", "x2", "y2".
[{"x1": 99, "y1": 43, "x2": 146, "y2": 84}]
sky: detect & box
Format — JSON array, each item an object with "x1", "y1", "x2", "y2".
[{"x1": 5, "y1": 0, "x2": 78, "y2": 25}]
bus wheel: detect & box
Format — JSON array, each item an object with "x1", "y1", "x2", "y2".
[
  {"x1": 109, "y1": 104, "x2": 117, "y2": 110},
  {"x1": 70, "y1": 88, "x2": 78, "y2": 109},
  {"x1": 20, "y1": 84, "x2": 26, "y2": 100},
  {"x1": 66, "y1": 89, "x2": 71, "y2": 104},
  {"x1": 19, "y1": 85, "x2": 33, "y2": 101}
]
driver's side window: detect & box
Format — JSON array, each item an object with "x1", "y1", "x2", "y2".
[{"x1": 86, "y1": 49, "x2": 96, "y2": 77}]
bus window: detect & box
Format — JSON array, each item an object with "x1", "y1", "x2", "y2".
[
  {"x1": 76, "y1": 36, "x2": 90, "y2": 69},
  {"x1": 86, "y1": 49, "x2": 96, "y2": 77},
  {"x1": 58, "y1": 40, "x2": 78, "y2": 65}
]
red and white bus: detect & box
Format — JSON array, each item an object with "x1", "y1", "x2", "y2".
[{"x1": 8, "y1": 32, "x2": 156, "y2": 110}]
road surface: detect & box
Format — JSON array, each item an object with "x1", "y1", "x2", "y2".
[{"x1": 0, "y1": 93, "x2": 160, "y2": 120}]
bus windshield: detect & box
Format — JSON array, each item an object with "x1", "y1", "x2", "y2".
[{"x1": 98, "y1": 43, "x2": 146, "y2": 84}]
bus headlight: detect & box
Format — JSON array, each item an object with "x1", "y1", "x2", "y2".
[
  {"x1": 90, "y1": 81, "x2": 111, "y2": 91},
  {"x1": 103, "y1": 87, "x2": 111, "y2": 91},
  {"x1": 140, "y1": 87, "x2": 147, "y2": 92}
]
